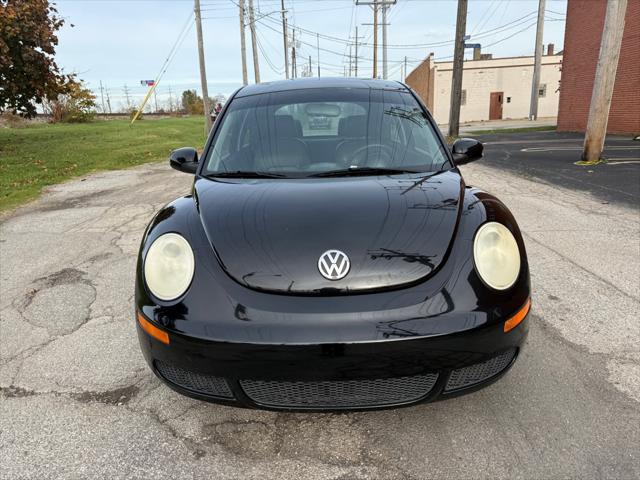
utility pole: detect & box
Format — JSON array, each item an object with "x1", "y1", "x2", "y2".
[
  {"x1": 356, "y1": 1, "x2": 394, "y2": 78},
  {"x1": 194, "y1": 0, "x2": 212, "y2": 133},
  {"x1": 582, "y1": 0, "x2": 628, "y2": 162},
  {"x1": 248, "y1": 0, "x2": 261, "y2": 83},
  {"x1": 354, "y1": 26, "x2": 359, "y2": 77},
  {"x1": 309, "y1": 55, "x2": 312, "y2": 77},
  {"x1": 153, "y1": 88, "x2": 158, "y2": 113},
  {"x1": 105, "y1": 88, "x2": 112, "y2": 113},
  {"x1": 528, "y1": 0, "x2": 546, "y2": 120},
  {"x1": 123, "y1": 84, "x2": 131, "y2": 110},
  {"x1": 404, "y1": 56, "x2": 407, "y2": 81},
  {"x1": 373, "y1": 2, "x2": 378, "y2": 78},
  {"x1": 448, "y1": 0, "x2": 468, "y2": 138},
  {"x1": 349, "y1": 45, "x2": 353, "y2": 76},
  {"x1": 281, "y1": 0, "x2": 289, "y2": 79},
  {"x1": 382, "y1": 3, "x2": 388, "y2": 79},
  {"x1": 239, "y1": 0, "x2": 248, "y2": 85},
  {"x1": 168, "y1": 85, "x2": 174, "y2": 112},
  {"x1": 291, "y1": 29, "x2": 297, "y2": 78},
  {"x1": 317, "y1": 33, "x2": 321, "y2": 77},
  {"x1": 99, "y1": 81, "x2": 106, "y2": 113}
]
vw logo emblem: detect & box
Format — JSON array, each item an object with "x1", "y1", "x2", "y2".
[{"x1": 318, "y1": 250, "x2": 350, "y2": 281}]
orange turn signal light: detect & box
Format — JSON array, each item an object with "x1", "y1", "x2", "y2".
[
  {"x1": 137, "y1": 311, "x2": 170, "y2": 345},
  {"x1": 504, "y1": 298, "x2": 531, "y2": 333}
]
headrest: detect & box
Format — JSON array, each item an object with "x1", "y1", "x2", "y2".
[
  {"x1": 338, "y1": 115, "x2": 367, "y2": 137},
  {"x1": 274, "y1": 115, "x2": 299, "y2": 138}
]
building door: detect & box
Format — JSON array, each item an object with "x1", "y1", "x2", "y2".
[{"x1": 489, "y1": 92, "x2": 503, "y2": 120}]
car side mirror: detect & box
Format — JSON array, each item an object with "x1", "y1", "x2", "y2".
[
  {"x1": 169, "y1": 147, "x2": 198, "y2": 174},
  {"x1": 451, "y1": 138, "x2": 483, "y2": 165}
]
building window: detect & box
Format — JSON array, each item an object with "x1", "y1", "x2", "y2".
[
  {"x1": 461, "y1": 90, "x2": 467, "y2": 106},
  {"x1": 538, "y1": 84, "x2": 547, "y2": 98},
  {"x1": 506, "y1": 97, "x2": 512, "y2": 103}
]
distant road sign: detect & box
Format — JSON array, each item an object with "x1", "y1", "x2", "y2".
[
  {"x1": 140, "y1": 80, "x2": 155, "y2": 86},
  {"x1": 464, "y1": 43, "x2": 481, "y2": 49},
  {"x1": 463, "y1": 35, "x2": 471, "y2": 40}
]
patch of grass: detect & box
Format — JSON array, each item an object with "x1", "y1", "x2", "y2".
[
  {"x1": 0, "y1": 117, "x2": 206, "y2": 212},
  {"x1": 467, "y1": 125, "x2": 557, "y2": 135}
]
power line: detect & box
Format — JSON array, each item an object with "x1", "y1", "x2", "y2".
[
  {"x1": 470, "y1": 0, "x2": 499, "y2": 35},
  {"x1": 256, "y1": 29, "x2": 284, "y2": 74},
  {"x1": 136, "y1": 8, "x2": 194, "y2": 111},
  {"x1": 257, "y1": 6, "x2": 540, "y2": 49},
  {"x1": 487, "y1": 0, "x2": 511, "y2": 45},
  {"x1": 341, "y1": 1, "x2": 356, "y2": 70},
  {"x1": 482, "y1": 20, "x2": 538, "y2": 48},
  {"x1": 257, "y1": 15, "x2": 452, "y2": 66},
  {"x1": 222, "y1": 0, "x2": 561, "y2": 83}
]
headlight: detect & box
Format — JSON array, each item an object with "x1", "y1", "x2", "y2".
[
  {"x1": 473, "y1": 222, "x2": 521, "y2": 290},
  {"x1": 144, "y1": 233, "x2": 195, "y2": 301}
]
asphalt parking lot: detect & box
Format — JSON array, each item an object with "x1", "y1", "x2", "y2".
[
  {"x1": 1, "y1": 132, "x2": 639, "y2": 479},
  {"x1": 475, "y1": 131, "x2": 640, "y2": 206}
]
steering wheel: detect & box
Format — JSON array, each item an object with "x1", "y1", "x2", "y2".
[{"x1": 349, "y1": 144, "x2": 395, "y2": 168}]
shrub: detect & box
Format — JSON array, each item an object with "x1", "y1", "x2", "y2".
[
  {"x1": 129, "y1": 108, "x2": 144, "y2": 121},
  {"x1": 43, "y1": 78, "x2": 97, "y2": 123},
  {"x1": 0, "y1": 111, "x2": 28, "y2": 128}
]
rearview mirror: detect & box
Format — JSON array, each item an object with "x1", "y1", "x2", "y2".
[
  {"x1": 169, "y1": 147, "x2": 198, "y2": 174},
  {"x1": 305, "y1": 103, "x2": 342, "y2": 117},
  {"x1": 451, "y1": 138, "x2": 483, "y2": 165}
]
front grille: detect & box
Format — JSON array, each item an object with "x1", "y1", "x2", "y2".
[
  {"x1": 155, "y1": 360, "x2": 233, "y2": 399},
  {"x1": 444, "y1": 348, "x2": 516, "y2": 391},
  {"x1": 240, "y1": 374, "x2": 439, "y2": 409}
]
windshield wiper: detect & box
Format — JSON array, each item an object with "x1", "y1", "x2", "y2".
[
  {"x1": 309, "y1": 167, "x2": 423, "y2": 178},
  {"x1": 205, "y1": 170, "x2": 287, "y2": 179}
]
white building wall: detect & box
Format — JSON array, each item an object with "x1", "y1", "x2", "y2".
[{"x1": 432, "y1": 55, "x2": 562, "y2": 124}]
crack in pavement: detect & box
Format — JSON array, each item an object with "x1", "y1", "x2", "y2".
[
  {"x1": 523, "y1": 232, "x2": 640, "y2": 303},
  {"x1": 1, "y1": 159, "x2": 638, "y2": 479}
]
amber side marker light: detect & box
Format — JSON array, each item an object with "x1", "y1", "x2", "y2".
[
  {"x1": 504, "y1": 298, "x2": 531, "y2": 333},
  {"x1": 137, "y1": 311, "x2": 170, "y2": 345}
]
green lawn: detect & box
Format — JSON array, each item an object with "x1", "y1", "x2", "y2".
[{"x1": 0, "y1": 116, "x2": 206, "y2": 212}]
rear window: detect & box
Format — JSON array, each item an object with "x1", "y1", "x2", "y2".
[{"x1": 203, "y1": 88, "x2": 450, "y2": 177}]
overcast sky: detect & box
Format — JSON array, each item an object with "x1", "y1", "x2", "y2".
[{"x1": 53, "y1": 0, "x2": 568, "y2": 111}]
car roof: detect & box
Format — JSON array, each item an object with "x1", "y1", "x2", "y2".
[{"x1": 235, "y1": 77, "x2": 409, "y2": 98}]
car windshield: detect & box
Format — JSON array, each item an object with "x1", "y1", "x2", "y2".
[{"x1": 202, "y1": 87, "x2": 451, "y2": 178}]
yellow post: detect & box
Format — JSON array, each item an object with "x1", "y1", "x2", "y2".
[{"x1": 130, "y1": 83, "x2": 158, "y2": 125}]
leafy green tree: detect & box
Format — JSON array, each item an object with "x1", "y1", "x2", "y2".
[{"x1": 0, "y1": 0, "x2": 71, "y2": 117}]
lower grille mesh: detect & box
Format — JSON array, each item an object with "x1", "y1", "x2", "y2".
[
  {"x1": 445, "y1": 348, "x2": 516, "y2": 391},
  {"x1": 155, "y1": 361, "x2": 233, "y2": 399},
  {"x1": 240, "y1": 374, "x2": 439, "y2": 408}
]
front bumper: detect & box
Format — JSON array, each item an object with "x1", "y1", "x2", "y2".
[{"x1": 136, "y1": 312, "x2": 528, "y2": 411}]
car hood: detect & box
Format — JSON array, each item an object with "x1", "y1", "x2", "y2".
[{"x1": 194, "y1": 171, "x2": 463, "y2": 294}]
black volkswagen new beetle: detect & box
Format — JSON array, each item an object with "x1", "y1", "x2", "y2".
[{"x1": 135, "y1": 78, "x2": 530, "y2": 411}]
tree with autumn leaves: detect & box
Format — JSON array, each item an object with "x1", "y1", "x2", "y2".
[{"x1": 0, "y1": 0, "x2": 95, "y2": 120}]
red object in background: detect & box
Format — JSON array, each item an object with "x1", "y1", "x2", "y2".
[{"x1": 557, "y1": 0, "x2": 640, "y2": 135}]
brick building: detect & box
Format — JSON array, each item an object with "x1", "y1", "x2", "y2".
[{"x1": 557, "y1": 0, "x2": 639, "y2": 135}]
